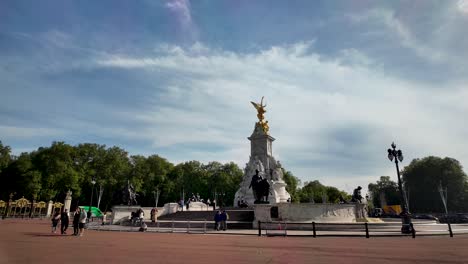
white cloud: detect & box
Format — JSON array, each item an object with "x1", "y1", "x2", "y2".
[
  {"x1": 0, "y1": 125, "x2": 64, "y2": 138},
  {"x1": 93, "y1": 42, "x2": 468, "y2": 191},
  {"x1": 458, "y1": 0, "x2": 468, "y2": 14},
  {"x1": 164, "y1": 0, "x2": 198, "y2": 40}
]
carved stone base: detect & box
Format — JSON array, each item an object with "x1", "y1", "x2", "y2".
[{"x1": 111, "y1": 205, "x2": 141, "y2": 225}]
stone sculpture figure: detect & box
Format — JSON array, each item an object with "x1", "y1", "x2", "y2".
[
  {"x1": 115, "y1": 180, "x2": 138, "y2": 206},
  {"x1": 251, "y1": 96, "x2": 269, "y2": 134},
  {"x1": 249, "y1": 169, "x2": 271, "y2": 204},
  {"x1": 128, "y1": 181, "x2": 138, "y2": 206},
  {"x1": 351, "y1": 186, "x2": 363, "y2": 203}
]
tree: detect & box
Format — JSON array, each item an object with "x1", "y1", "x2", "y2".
[
  {"x1": 32, "y1": 142, "x2": 81, "y2": 201},
  {"x1": 368, "y1": 176, "x2": 401, "y2": 208},
  {"x1": 282, "y1": 169, "x2": 300, "y2": 202},
  {"x1": 403, "y1": 156, "x2": 468, "y2": 213},
  {"x1": 0, "y1": 140, "x2": 12, "y2": 173},
  {"x1": 297, "y1": 180, "x2": 349, "y2": 203}
]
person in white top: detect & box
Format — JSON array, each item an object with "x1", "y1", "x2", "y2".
[{"x1": 78, "y1": 208, "x2": 87, "y2": 237}]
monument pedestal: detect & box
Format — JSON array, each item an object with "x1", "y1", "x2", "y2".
[
  {"x1": 234, "y1": 123, "x2": 291, "y2": 207},
  {"x1": 111, "y1": 205, "x2": 141, "y2": 225},
  {"x1": 252, "y1": 203, "x2": 367, "y2": 228}
]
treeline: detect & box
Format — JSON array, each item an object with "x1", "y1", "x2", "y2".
[
  {"x1": 0, "y1": 141, "x2": 244, "y2": 211},
  {"x1": 368, "y1": 157, "x2": 468, "y2": 213},
  {"x1": 0, "y1": 141, "x2": 352, "y2": 211}
]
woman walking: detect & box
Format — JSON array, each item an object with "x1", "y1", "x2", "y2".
[{"x1": 51, "y1": 211, "x2": 60, "y2": 233}]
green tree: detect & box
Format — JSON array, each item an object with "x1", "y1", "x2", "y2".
[
  {"x1": 32, "y1": 142, "x2": 81, "y2": 201},
  {"x1": 368, "y1": 176, "x2": 401, "y2": 208},
  {"x1": 403, "y1": 156, "x2": 468, "y2": 213},
  {"x1": 298, "y1": 180, "x2": 349, "y2": 203},
  {"x1": 0, "y1": 140, "x2": 12, "y2": 173},
  {"x1": 282, "y1": 169, "x2": 300, "y2": 202},
  {"x1": 299, "y1": 180, "x2": 326, "y2": 203}
]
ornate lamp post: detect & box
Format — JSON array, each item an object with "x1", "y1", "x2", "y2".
[
  {"x1": 387, "y1": 142, "x2": 413, "y2": 234},
  {"x1": 88, "y1": 176, "x2": 96, "y2": 222}
]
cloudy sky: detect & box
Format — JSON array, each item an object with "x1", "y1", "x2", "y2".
[{"x1": 1, "y1": 0, "x2": 468, "y2": 193}]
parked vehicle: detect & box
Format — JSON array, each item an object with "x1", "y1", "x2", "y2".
[
  {"x1": 438, "y1": 214, "x2": 468, "y2": 223},
  {"x1": 412, "y1": 214, "x2": 439, "y2": 221}
]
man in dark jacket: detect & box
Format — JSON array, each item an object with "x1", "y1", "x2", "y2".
[
  {"x1": 60, "y1": 209, "x2": 69, "y2": 235},
  {"x1": 214, "y1": 211, "x2": 221, "y2": 231},
  {"x1": 220, "y1": 210, "x2": 229, "y2": 231},
  {"x1": 73, "y1": 208, "x2": 81, "y2": 236}
]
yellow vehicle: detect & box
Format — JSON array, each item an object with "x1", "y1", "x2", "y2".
[{"x1": 383, "y1": 205, "x2": 402, "y2": 216}]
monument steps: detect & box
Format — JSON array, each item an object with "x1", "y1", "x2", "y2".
[
  {"x1": 157, "y1": 209, "x2": 254, "y2": 222},
  {"x1": 145, "y1": 221, "x2": 253, "y2": 229}
]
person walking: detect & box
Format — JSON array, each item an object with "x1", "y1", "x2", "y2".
[
  {"x1": 214, "y1": 210, "x2": 221, "y2": 231},
  {"x1": 78, "y1": 207, "x2": 87, "y2": 237},
  {"x1": 73, "y1": 208, "x2": 80, "y2": 236},
  {"x1": 60, "y1": 209, "x2": 69, "y2": 235},
  {"x1": 51, "y1": 211, "x2": 60, "y2": 233},
  {"x1": 150, "y1": 208, "x2": 158, "y2": 223},
  {"x1": 221, "y1": 210, "x2": 229, "y2": 231}
]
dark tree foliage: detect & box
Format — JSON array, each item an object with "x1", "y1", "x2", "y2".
[
  {"x1": 297, "y1": 180, "x2": 349, "y2": 203},
  {"x1": 0, "y1": 141, "x2": 243, "y2": 209},
  {"x1": 282, "y1": 168, "x2": 300, "y2": 202},
  {"x1": 402, "y1": 156, "x2": 468, "y2": 213},
  {"x1": 1, "y1": 140, "x2": 355, "y2": 209},
  {"x1": 368, "y1": 176, "x2": 401, "y2": 208}
]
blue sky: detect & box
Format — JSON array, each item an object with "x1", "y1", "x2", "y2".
[{"x1": 1, "y1": 0, "x2": 468, "y2": 193}]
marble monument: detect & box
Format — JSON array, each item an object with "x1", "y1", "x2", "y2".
[{"x1": 234, "y1": 97, "x2": 291, "y2": 206}]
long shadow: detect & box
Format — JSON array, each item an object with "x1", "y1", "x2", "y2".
[{"x1": 23, "y1": 232, "x2": 73, "y2": 237}]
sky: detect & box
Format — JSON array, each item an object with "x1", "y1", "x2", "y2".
[{"x1": 1, "y1": 0, "x2": 468, "y2": 194}]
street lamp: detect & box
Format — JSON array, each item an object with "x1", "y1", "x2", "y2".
[
  {"x1": 387, "y1": 142, "x2": 413, "y2": 234},
  {"x1": 88, "y1": 176, "x2": 96, "y2": 221}
]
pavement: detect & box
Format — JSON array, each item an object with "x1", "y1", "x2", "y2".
[
  {"x1": 87, "y1": 220, "x2": 468, "y2": 237},
  {"x1": 2, "y1": 219, "x2": 468, "y2": 263}
]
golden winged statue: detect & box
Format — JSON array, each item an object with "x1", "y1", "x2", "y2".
[{"x1": 251, "y1": 96, "x2": 269, "y2": 134}]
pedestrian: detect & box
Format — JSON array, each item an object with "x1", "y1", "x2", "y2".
[
  {"x1": 73, "y1": 207, "x2": 80, "y2": 236},
  {"x1": 150, "y1": 208, "x2": 158, "y2": 223},
  {"x1": 51, "y1": 211, "x2": 61, "y2": 233},
  {"x1": 139, "y1": 208, "x2": 144, "y2": 225},
  {"x1": 78, "y1": 207, "x2": 87, "y2": 237},
  {"x1": 214, "y1": 210, "x2": 221, "y2": 231},
  {"x1": 102, "y1": 211, "x2": 107, "y2": 225},
  {"x1": 221, "y1": 210, "x2": 229, "y2": 231},
  {"x1": 60, "y1": 209, "x2": 69, "y2": 235}
]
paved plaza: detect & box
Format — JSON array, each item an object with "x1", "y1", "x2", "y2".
[{"x1": 1, "y1": 219, "x2": 468, "y2": 263}]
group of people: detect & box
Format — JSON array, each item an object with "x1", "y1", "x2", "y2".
[
  {"x1": 237, "y1": 197, "x2": 249, "y2": 208},
  {"x1": 214, "y1": 210, "x2": 229, "y2": 231},
  {"x1": 131, "y1": 208, "x2": 145, "y2": 226},
  {"x1": 179, "y1": 196, "x2": 216, "y2": 211},
  {"x1": 51, "y1": 207, "x2": 87, "y2": 236}
]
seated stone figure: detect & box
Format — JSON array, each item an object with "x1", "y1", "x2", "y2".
[{"x1": 351, "y1": 186, "x2": 363, "y2": 203}]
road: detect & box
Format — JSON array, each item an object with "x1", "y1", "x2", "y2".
[{"x1": 1, "y1": 219, "x2": 468, "y2": 264}]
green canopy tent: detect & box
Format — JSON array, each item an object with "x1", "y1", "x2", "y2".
[{"x1": 79, "y1": 206, "x2": 103, "y2": 217}]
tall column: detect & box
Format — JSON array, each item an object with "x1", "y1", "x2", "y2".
[
  {"x1": 46, "y1": 200, "x2": 53, "y2": 217},
  {"x1": 64, "y1": 190, "x2": 72, "y2": 216}
]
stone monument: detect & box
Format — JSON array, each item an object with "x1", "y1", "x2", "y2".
[
  {"x1": 110, "y1": 180, "x2": 141, "y2": 224},
  {"x1": 64, "y1": 190, "x2": 72, "y2": 214},
  {"x1": 234, "y1": 97, "x2": 291, "y2": 206}
]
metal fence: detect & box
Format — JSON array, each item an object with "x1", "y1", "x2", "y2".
[
  {"x1": 91, "y1": 219, "x2": 208, "y2": 234},
  {"x1": 258, "y1": 221, "x2": 453, "y2": 238}
]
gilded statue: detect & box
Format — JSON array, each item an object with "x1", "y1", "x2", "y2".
[{"x1": 250, "y1": 96, "x2": 269, "y2": 134}]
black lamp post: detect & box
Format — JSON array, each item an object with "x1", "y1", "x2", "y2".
[
  {"x1": 387, "y1": 142, "x2": 413, "y2": 234},
  {"x1": 88, "y1": 176, "x2": 96, "y2": 221}
]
